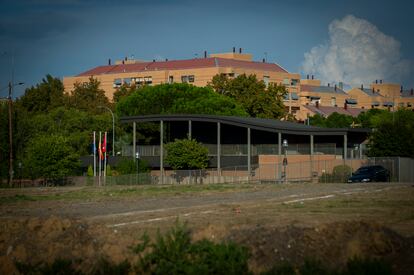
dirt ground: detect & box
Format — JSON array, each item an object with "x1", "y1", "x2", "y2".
[{"x1": 0, "y1": 182, "x2": 413, "y2": 274}]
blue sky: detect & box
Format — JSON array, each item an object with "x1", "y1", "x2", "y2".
[{"x1": 0, "y1": 0, "x2": 413, "y2": 98}]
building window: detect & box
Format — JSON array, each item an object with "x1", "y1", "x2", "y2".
[
  {"x1": 144, "y1": 76, "x2": 152, "y2": 85},
  {"x1": 113, "y1": 78, "x2": 122, "y2": 88},
  {"x1": 168, "y1": 76, "x2": 174, "y2": 84},
  {"x1": 290, "y1": 79, "x2": 299, "y2": 86},
  {"x1": 123, "y1": 78, "x2": 132, "y2": 86},
  {"x1": 331, "y1": 97, "x2": 336, "y2": 106},
  {"x1": 181, "y1": 75, "x2": 195, "y2": 83}
]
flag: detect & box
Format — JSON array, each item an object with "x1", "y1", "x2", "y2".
[
  {"x1": 102, "y1": 133, "x2": 107, "y2": 153},
  {"x1": 98, "y1": 139, "x2": 103, "y2": 160}
]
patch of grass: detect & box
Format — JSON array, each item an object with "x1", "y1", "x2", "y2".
[{"x1": 0, "y1": 184, "x2": 257, "y2": 204}]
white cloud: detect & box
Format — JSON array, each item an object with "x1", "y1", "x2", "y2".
[{"x1": 301, "y1": 15, "x2": 412, "y2": 87}]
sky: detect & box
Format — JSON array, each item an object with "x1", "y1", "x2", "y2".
[{"x1": 0, "y1": 0, "x2": 413, "y2": 98}]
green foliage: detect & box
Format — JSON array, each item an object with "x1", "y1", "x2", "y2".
[
  {"x1": 87, "y1": 165, "x2": 93, "y2": 177},
  {"x1": 367, "y1": 109, "x2": 414, "y2": 157},
  {"x1": 165, "y1": 138, "x2": 209, "y2": 170},
  {"x1": 15, "y1": 258, "x2": 81, "y2": 275},
  {"x1": 106, "y1": 165, "x2": 112, "y2": 176},
  {"x1": 310, "y1": 112, "x2": 354, "y2": 128},
  {"x1": 116, "y1": 83, "x2": 247, "y2": 117},
  {"x1": 115, "y1": 158, "x2": 149, "y2": 175},
  {"x1": 24, "y1": 134, "x2": 80, "y2": 182},
  {"x1": 91, "y1": 257, "x2": 131, "y2": 275},
  {"x1": 319, "y1": 165, "x2": 352, "y2": 183},
  {"x1": 133, "y1": 221, "x2": 251, "y2": 275},
  {"x1": 68, "y1": 77, "x2": 111, "y2": 114},
  {"x1": 343, "y1": 257, "x2": 392, "y2": 275},
  {"x1": 209, "y1": 74, "x2": 287, "y2": 119},
  {"x1": 17, "y1": 75, "x2": 67, "y2": 113}
]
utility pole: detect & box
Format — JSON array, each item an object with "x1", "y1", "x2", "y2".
[{"x1": 8, "y1": 82, "x2": 13, "y2": 187}]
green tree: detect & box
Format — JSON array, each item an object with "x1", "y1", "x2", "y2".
[
  {"x1": 17, "y1": 75, "x2": 67, "y2": 113},
  {"x1": 165, "y1": 138, "x2": 209, "y2": 170},
  {"x1": 69, "y1": 77, "x2": 111, "y2": 113},
  {"x1": 24, "y1": 134, "x2": 80, "y2": 183},
  {"x1": 209, "y1": 74, "x2": 287, "y2": 119},
  {"x1": 368, "y1": 109, "x2": 414, "y2": 157},
  {"x1": 116, "y1": 83, "x2": 247, "y2": 117},
  {"x1": 310, "y1": 112, "x2": 354, "y2": 128}
]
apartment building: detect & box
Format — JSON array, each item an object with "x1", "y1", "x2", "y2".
[{"x1": 63, "y1": 49, "x2": 300, "y2": 101}]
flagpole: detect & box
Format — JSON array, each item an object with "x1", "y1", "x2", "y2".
[
  {"x1": 104, "y1": 131, "x2": 107, "y2": 180},
  {"x1": 93, "y1": 131, "x2": 96, "y2": 177},
  {"x1": 99, "y1": 131, "x2": 102, "y2": 186}
]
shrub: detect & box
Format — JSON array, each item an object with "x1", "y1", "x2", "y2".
[
  {"x1": 133, "y1": 221, "x2": 251, "y2": 274},
  {"x1": 319, "y1": 164, "x2": 352, "y2": 183}
]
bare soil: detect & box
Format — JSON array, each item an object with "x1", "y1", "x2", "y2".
[{"x1": 1, "y1": 182, "x2": 413, "y2": 274}]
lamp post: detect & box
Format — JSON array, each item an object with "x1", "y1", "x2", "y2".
[
  {"x1": 98, "y1": 106, "x2": 115, "y2": 156},
  {"x1": 282, "y1": 139, "x2": 288, "y2": 183},
  {"x1": 7, "y1": 81, "x2": 24, "y2": 186}
]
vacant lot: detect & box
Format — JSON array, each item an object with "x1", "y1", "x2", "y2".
[{"x1": 1, "y1": 182, "x2": 413, "y2": 274}]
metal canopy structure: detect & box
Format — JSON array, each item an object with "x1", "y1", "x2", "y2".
[{"x1": 121, "y1": 114, "x2": 371, "y2": 180}]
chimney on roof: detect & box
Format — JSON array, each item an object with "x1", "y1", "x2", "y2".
[
  {"x1": 380, "y1": 79, "x2": 383, "y2": 84},
  {"x1": 108, "y1": 58, "x2": 111, "y2": 65},
  {"x1": 361, "y1": 84, "x2": 363, "y2": 90},
  {"x1": 262, "y1": 58, "x2": 265, "y2": 63},
  {"x1": 233, "y1": 47, "x2": 236, "y2": 53},
  {"x1": 307, "y1": 74, "x2": 309, "y2": 79},
  {"x1": 312, "y1": 75, "x2": 314, "y2": 80},
  {"x1": 375, "y1": 79, "x2": 378, "y2": 84},
  {"x1": 153, "y1": 59, "x2": 155, "y2": 62},
  {"x1": 344, "y1": 102, "x2": 348, "y2": 110},
  {"x1": 125, "y1": 56, "x2": 127, "y2": 61},
  {"x1": 165, "y1": 58, "x2": 168, "y2": 61},
  {"x1": 204, "y1": 50, "x2": 207, "y2": 58},
  {"x1": 316, "y1": 101, "x2": 319, "y2": 108},
  {"x1": 334, "y1": 84, "x2": 337, "y2": 91},
  {"x1": 327, "y1": 83, "x2": 330, "y2": 87},
  {"x1": 239, "y1": 48, "x2": 242, "y2": 53}
]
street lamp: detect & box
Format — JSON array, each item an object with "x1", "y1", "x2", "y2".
[
  {"x1": 7, "y1": 81, "x2": 24, "y2": 186},
  {"x1": 97, "y1": 106, "x2": 115, "y2": 156},
  {"x1": 282, "y1": 139, "x2": 288, "y2": 183}
]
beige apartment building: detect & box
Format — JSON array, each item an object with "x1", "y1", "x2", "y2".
[
  {"x1": 63, "y1": 49, "x2": 301, "y2": 102},
  {"x1": 63, "y1": 50, "x2": 413, "y2": 121}
]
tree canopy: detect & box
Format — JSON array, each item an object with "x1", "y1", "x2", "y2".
[
  {"x1": 208, "y1": 74, "x2": 287, "y2": 119},
  {"x1": 367, "y1": 109, "x2": 414, "y2": 157},
  {"x1": 24, "y1": 134, "x2": 80, "y2": 182},
  {"x1": 116, "y1": 83, "x2": 247, "y2": 117}
]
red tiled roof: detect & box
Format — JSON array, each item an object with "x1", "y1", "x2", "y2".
[
  {"x1": 77, "y1": 57, "x2": 288, "y2": 76},
  {"x1": 304, "y1": 105, "x2": 364, "y2": 117}
]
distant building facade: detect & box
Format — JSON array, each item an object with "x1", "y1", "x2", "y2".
[{"x1": 63, "y1": 50, "x2": 414, "y2": 120}]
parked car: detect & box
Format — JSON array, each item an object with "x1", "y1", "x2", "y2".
[{"x1": 347, "y1": 165, "x2": 390, "y2": 183}]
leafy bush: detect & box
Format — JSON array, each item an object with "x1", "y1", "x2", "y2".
[
  {"x1": 133, "y1": 221, "x2": 251, "y2": 274},
  {"x1": 115, "y1": 158, "x2": 149, "y2": 175},
  {"x1": 319, "y1": 164, "x2": 352, "y2": 183}
]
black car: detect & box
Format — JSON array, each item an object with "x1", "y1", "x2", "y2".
[{"x1": 347, "y1": 165, "x2": 390, "y2": 183}]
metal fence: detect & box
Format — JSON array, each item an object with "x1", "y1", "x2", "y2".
[{"x1": 5, "y1": 157, "x2": 413, "y2": 187}]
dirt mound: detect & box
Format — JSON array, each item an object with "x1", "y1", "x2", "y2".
[
  {"x1": 0, "y1": 216, "x2": 137, "y2": 274},
  {"x1": 227, "y1": 221, "x2": 414, "y2": 274},
  {"x1": 1, "y1": 217, "x2": 413, "y2": 274}
]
